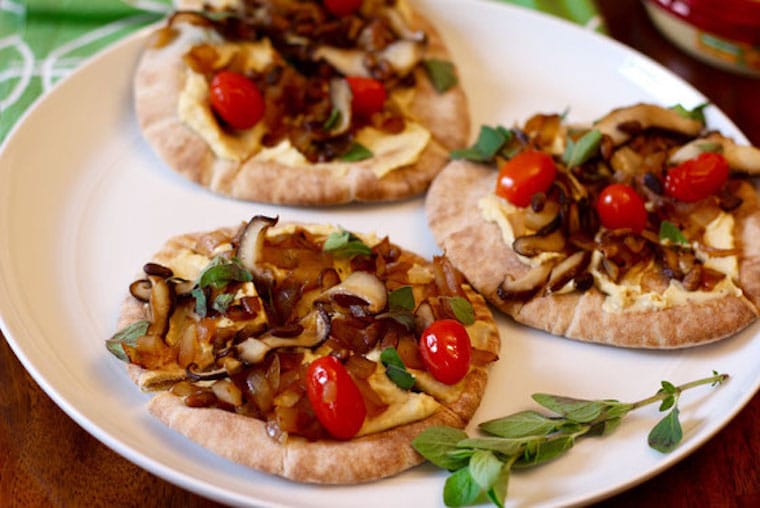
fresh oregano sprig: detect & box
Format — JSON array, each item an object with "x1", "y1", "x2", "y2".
[{"x1": 413, "y1": 371, "x2": 729, "y2": 507}]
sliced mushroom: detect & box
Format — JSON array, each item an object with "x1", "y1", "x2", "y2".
[
  {"x1": 497, "y1": 262, "x2": 554, "y2": 301},
  {"x1": 545, "y1": 251, "x2": 591, "y2": 293},
  {"x1": 236, "y1": 215, "x2": 278, "y2": 274},
  {"x1": 524, "y1": 199, "x2": 560, "y2": 231},
  {"x1": 129, "y1": 279, "x2": 153, "y2": 302},
  {"x1": 147, "y1": 275, "x2": 175, "y2": 338},
  {"x1": 594, "y1": 103, "x2": 703, "y2": 146},
  {"x1": 378, "y1": 39, "x2": 424, "y2": 77},
  {"x1": 327, "y1": 78, "x2": 352, "y2": 135},
  {"x1": 669, "y1": 133, "x2": 760, "y2": 175},
  {"x1": 143, "y1": 262, "x2": 173, "y2": 278},
  {"x1": 383, "y1": 7, "x2": 426, "y2": 42},
  {"x1": 513, "y1": 229, "x2": 566, "y2": 257},
  {"x1": 237, "y1": 308, "x2": 331, "y2": 364},
  {"x1": 313, "y1": 46, "x2": 370, "y2": 78},
  {"x1": 168, "y1": 277, "x2": 195, "y2": 297},
  {"x1": 319, "y1": 271, "x2": 388, "y2": 314},
  {"x1": 185, "y1": 363, "x2": 228, "y2": 382}
]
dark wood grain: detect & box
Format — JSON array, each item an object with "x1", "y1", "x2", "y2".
[{"x1": 1, "y1": 1, "x2": 759, "y2": 506}]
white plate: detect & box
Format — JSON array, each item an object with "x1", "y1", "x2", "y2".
[{"x1": 0, "y1": 1, "x2": 757, "y2": 506}]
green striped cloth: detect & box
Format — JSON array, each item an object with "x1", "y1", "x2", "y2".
[{"x1": 0, "y1": 0, "x2": 601, "y2": 142}]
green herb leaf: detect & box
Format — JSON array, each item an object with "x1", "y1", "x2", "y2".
[
  {"x1": 671, "y1": 102, "x2": 708, "y2": 123},
  {"x1": 341, "y1": 142, "x2": 373, "y2": 161},
  {"x1": 563, "y1": 129, "x2": 602, "y2": 167},
  {"x1": 323, "y1": 230, "x2": 373, "y2": 257},
  {"x1": 479, "y1": 410, "x2": 561, "y2": 438},
  {"x1": 487, "y1": 463, "x2": 511, "y2": 508},
  {"x1": 412, "y1": 426, "x2": 470, "y2": 470},
  {"x1": 469, "y1": 450, "x2": 504, "y2": 492},
  {"x1": 389, "y1": 286, "x2": 415, "y2": 311},
  {"x1": 648, "y1": 407, "x2": 683, "y2": 453},
  {"x1": 659, "y1": 394, "x2": 676, "y2": 412},
  {"x1": 450, "y1": 125, "x2": 511, "y2": 163},
  {"x1": 323, "y1": 107, "x2": 341, "y2": 130},
  {"x1": 457, "y1": 437, "x2": 525, "y2": 456},
  {"x1": 443, "y1": 467, "x2": 481, "y2": 507},
  {"x1": 198, "y1": 256, "x2": 252, "y2": 289},
  {"x1": 531, "y1": 394, "x2": 611, "y2": 423},
  {"x1": 105, "y1": 320, "x2": 150, "y2": 361},
  {"x1": 659, "y1": 220, "x2": 689, "y2": 246},
  {"x1": 380, "y1": 347, "x2": 416, "y2": 390},
  {"x1": 382, "y1": 285, "x2": 416, "y2": 329},
  {"x1": 448, "y1": 296, "x2": 475, "y2": 325},
  {"x1": 447, "y1": 447, "x2": 476, "y2": 462},
  {"x1": 515, "y1": 435, "x2": 575, "y2": 468},
  {"x1": 192, "y1": 286, "x2": 208, "y2": 318},
  {"x1": 212, "y1": 293, "x2": 235, "y2": 314},
  {"x1": 660, "y1": 380, "x2": 677, "y2": 394},
  {"x1": 423, "y1": 58, "x2": 458, "y2": 93}
]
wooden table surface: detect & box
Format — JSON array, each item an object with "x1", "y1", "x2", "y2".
[{"x1": 1, "y1": 0, "x2": 758, "y2": 506}]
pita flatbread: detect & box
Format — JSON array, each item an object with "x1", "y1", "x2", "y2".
[
  {"x1": 426, "y1": 106, "x2": 760, "y2": 348},
  {"x1": 108, "y1": 219, "x2": 499, "y2": 483},
  {"x1": 134, "y1": 1, "x2": 469, "y2": 205}
]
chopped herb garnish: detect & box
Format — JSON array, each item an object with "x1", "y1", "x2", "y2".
[
  {"x1": 341, "y1": 142, "x2": 373, "y2": 161},
  {"x1": 105, "y1": 320, "x2": 150, "y2": 361},
  {"x1": 696, "y1": 141, "x2": 723, "y2": 153},
  {"x1": 563, "y1": 129, "x2": 602, "y2": 167},
  {"x1": 389, "y1": 286, "x2": 415, "y2": 311},
  {"x1": 451, "y1": 125, "x2": 512, "y2": 163},
  {"x1": 671, "y1": 102, "x2": 708, "y2": 123},
  {"x1": 423, "y1": 58, "x2": 458, "y2": 93},
  {"x1": 384, "y1": 285, "x2": 416, "y2": 329},
  {"x1": 448, "y1": 296, "x2": 475, "y2": 325},
  {"x1": 380, "y1": 347, "x2": 416, "y2": 390},
  {"x1": 197, "y1": 256, "x2": 252, "y2": 290},
  {"x1": 192, "y1": 286, "x2": 208, "y2": 317},
  {"x1": 212, "y1": 293, "x2": 235, "y2": 314},
  {"x1": 323, "y1": 107, "x2": 341, "y2": 130},
  {"x1": 323, "y1": 230, "x2": 373, "y2": 257},
  {"x1": 659, "y1": 220, "x2": 689, "y2": 246}
]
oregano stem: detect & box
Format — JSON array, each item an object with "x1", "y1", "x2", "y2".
[{"x1": 628, "y1": 372, "x2": 729, "y2": 411}]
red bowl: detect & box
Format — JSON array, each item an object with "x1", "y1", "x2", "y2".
[{"x1": 645, "y1": 0, "x2": 760, "y2": 76}]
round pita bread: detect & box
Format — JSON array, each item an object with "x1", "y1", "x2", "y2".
[
  {"x1": 426, "y1": 160, "x2": 760, "y2": 348},
  {"x1": 113, "y1": 223, "x2": 500, "y2": 483},
  {"x1": 133, "y1": 5, "x2": 469, "y2": 205}
]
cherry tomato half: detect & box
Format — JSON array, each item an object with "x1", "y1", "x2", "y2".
[
  {"x1": 346, "y1": 76, "x2": 387, "y2": 118},
  {"x1": 209, "y1": 71, "x2": 265, "y2": 130},
  {"x1": 323, "y1": 0, "x2": 362, "y2": 17},
  {"x1": 664, "y1": 152, "x2": 729, "y2": 203},
  {"x1": 495, "y1": 150, "x2": 557, "y2": 207},
  {"x1": 306, "y1": 356, "x2": 366, "y2": 440},
  {"x1": 596, "y1": 183, "x2": 648, "y2": 233},
  {"x1": 419, "y1": 319, "x2": 472, "y2": 385}
]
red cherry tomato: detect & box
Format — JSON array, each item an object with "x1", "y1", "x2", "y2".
[
  {"x1": 323, "y1": 0, "x2": 362, "y2": 17},
  {"x1": 306, "y1": 356, "x2": 366, "y2": 440},
  {"x1": 209, "y1": 71, "x2": 265, "y2": 130},
  {"x1": 495, "y1": 150, "x2": 557, "y2": 207},
  {"x1": 596, "y1": 183, "x2": 648, "y2": 233},
  {"x1": 346, "y1": 76, "x2": 387, "y2": 118},
  {"x1": 664, "y1": 152, "x2": 729, "y2": 203},
  {"x1": 419, "y1": 319, "x2": 472, "y2": 385}
]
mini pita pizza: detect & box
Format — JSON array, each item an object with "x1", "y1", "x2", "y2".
[
  {"x1": 427, "y1": 103, "x2": 760, "y2": 348},
  {"x1": 106, "y1": 216, "x2": 499, "y2": 483},
  {"x1": 134, "y1": 0, "x2": 469, "y2": 205}
]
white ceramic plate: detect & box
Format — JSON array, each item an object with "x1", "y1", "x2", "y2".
[{"x1": 1, "y1": 1, "x2": 757, "y2": 506}]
